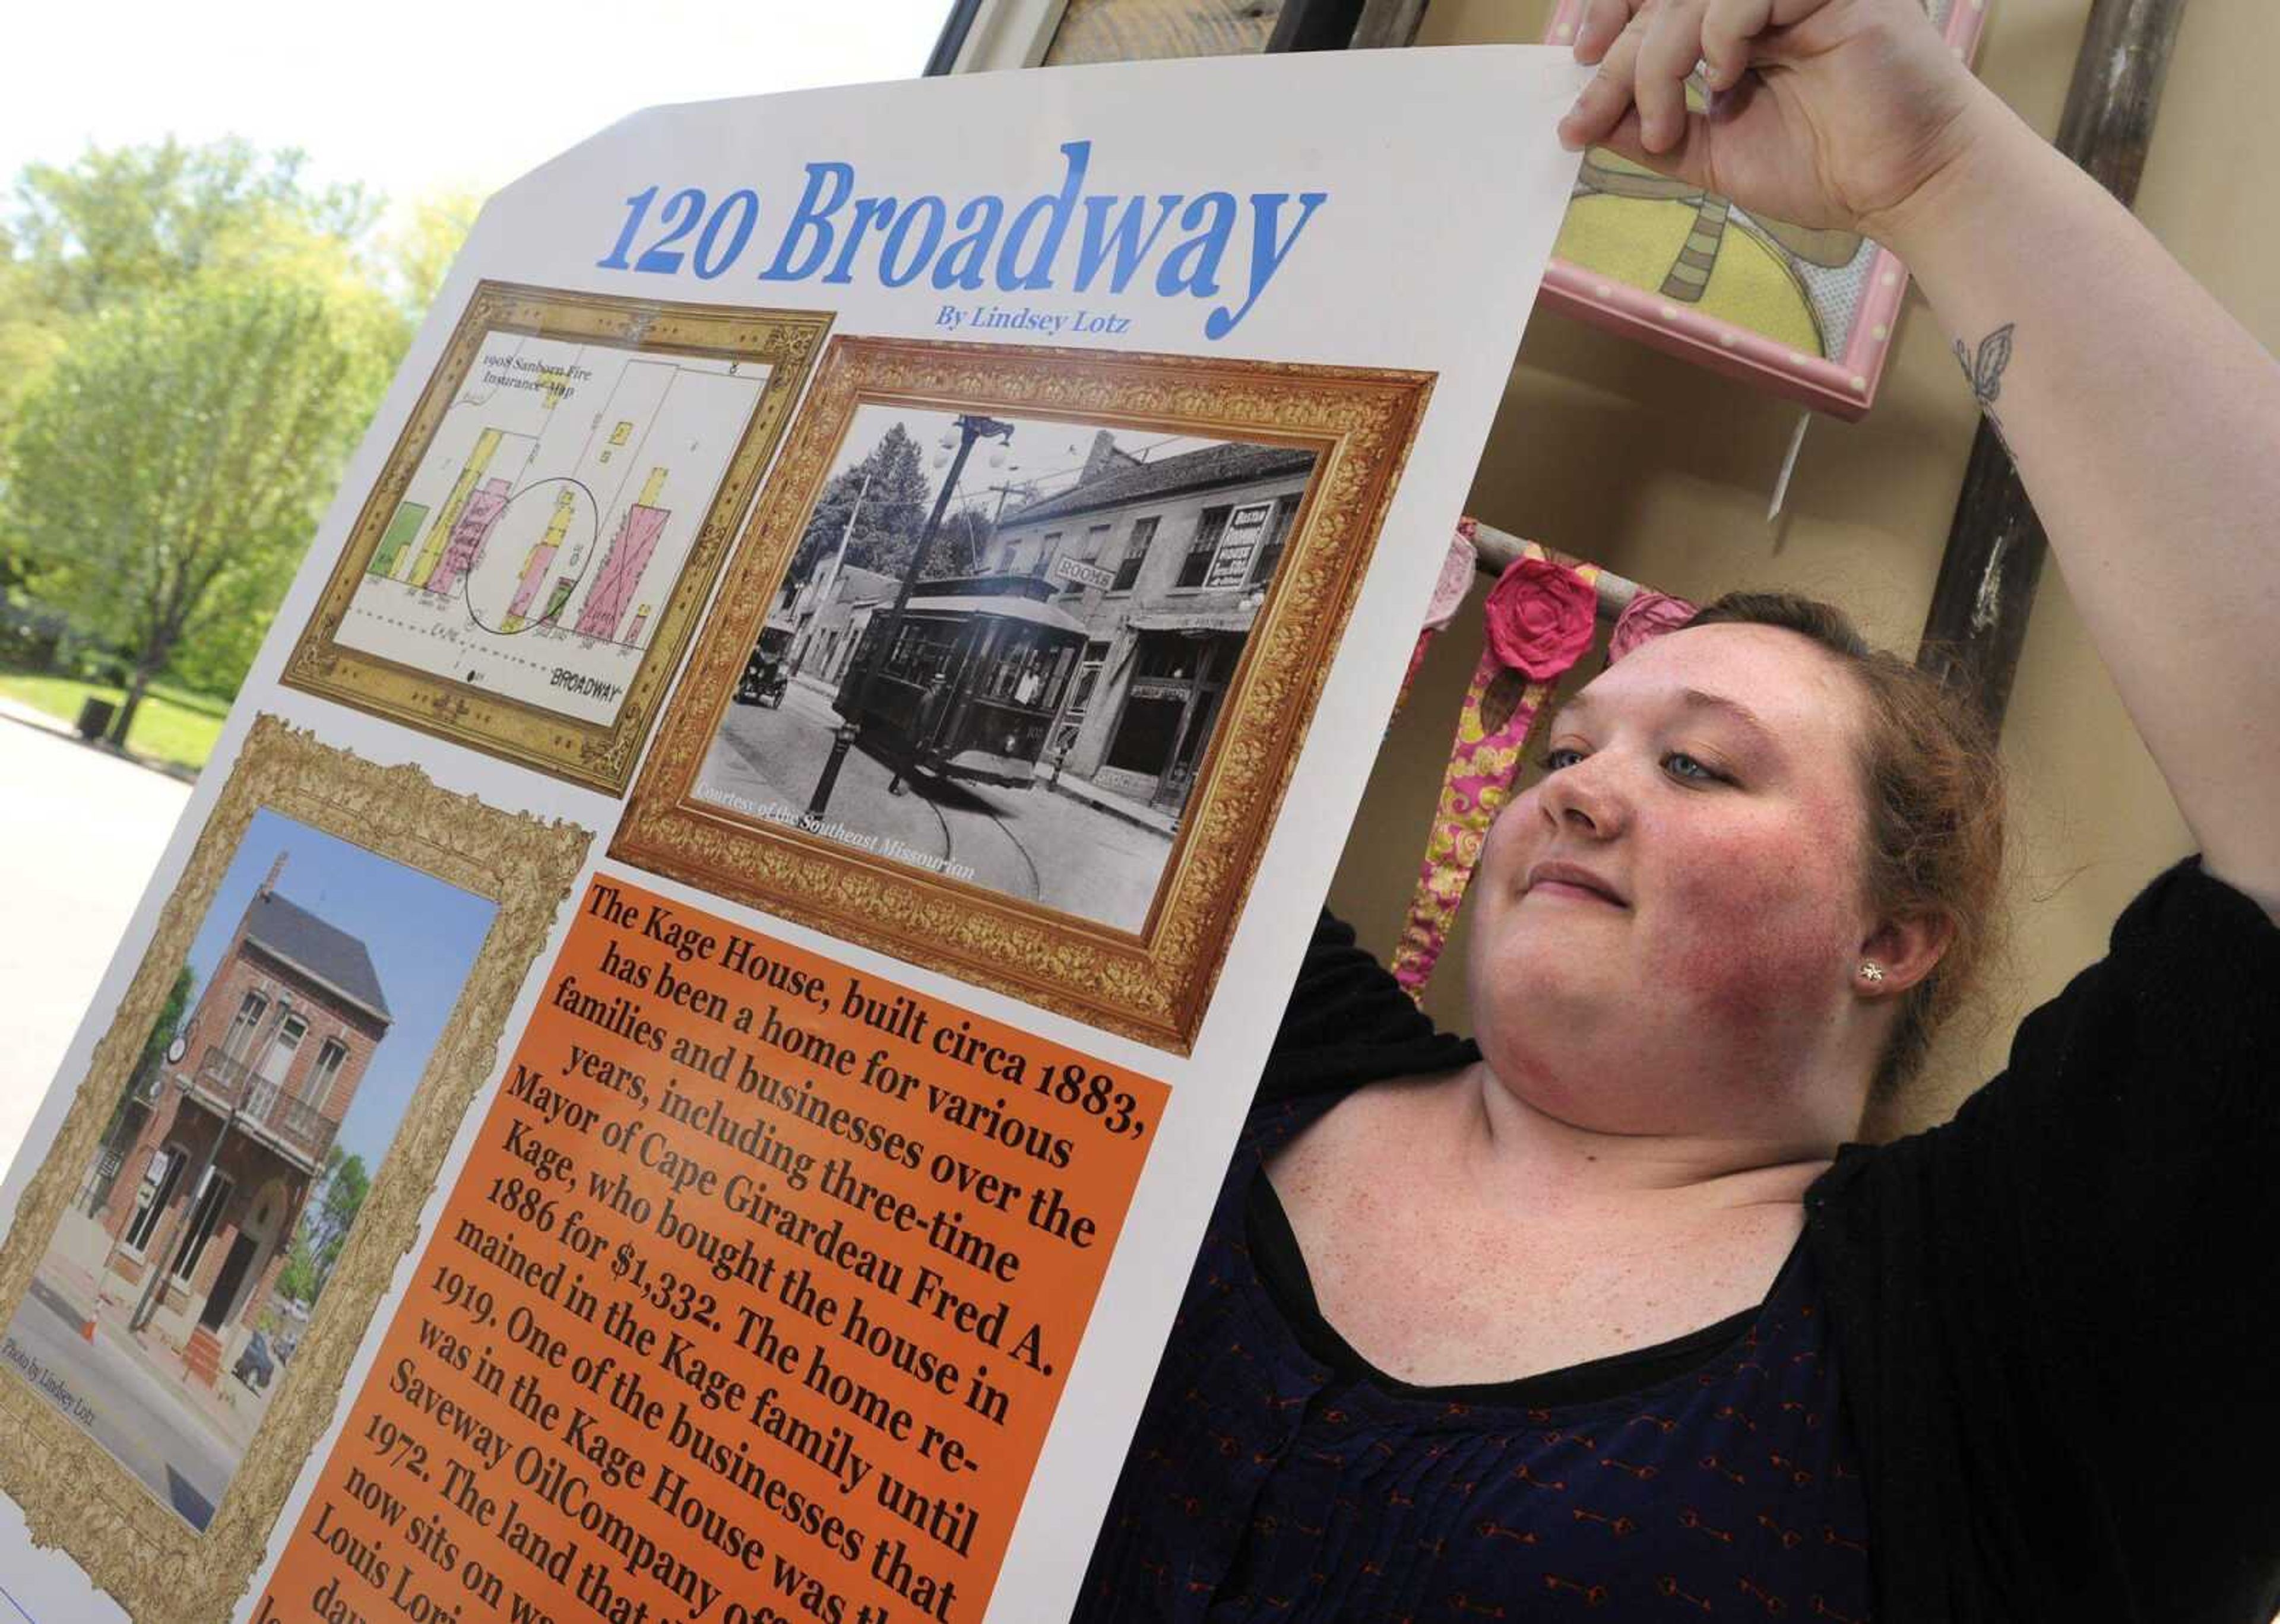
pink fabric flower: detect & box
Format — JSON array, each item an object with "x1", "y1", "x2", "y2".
[
  {"x1": 1483, "y1": 556, "x2": 1597, "y2": 680},
  {"x1": 1423, "y1": 528, "x2": 1477, "y2": 632},
  {"x1": 1607, "y1": 589, "x2": 1698, "y2": 664}
]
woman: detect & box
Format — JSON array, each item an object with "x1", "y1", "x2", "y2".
[{"x1": 1076, "y1": 1, "x2": 2280, "y2": 1619}]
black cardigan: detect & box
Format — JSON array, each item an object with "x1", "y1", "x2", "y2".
[{"x1": 1265, "y1": 861, "x2": 2280, "y2": 1623}]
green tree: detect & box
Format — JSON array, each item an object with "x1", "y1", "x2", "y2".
[
  {"x1": 379, "y1": 188, "x2": 483, "y2": 321},
  {"x1": 135, "y1": 963, "x2": 197, "y2": 1089},
  {"x1": 88, "y1": 963, "x2": 196, "y2": 1190},
  {"x1": 1, "y1": 274, "x2": 395, "y2": 737},
  {"x1": 277, "y1": 1146, "x2": 369, "y2": 1306},
  {"x1": 0, "y1": 139, "x2": 378, "y2": 436},
  {"x1": 8, "y1": 138, "x2": 374, "y2": 320}
]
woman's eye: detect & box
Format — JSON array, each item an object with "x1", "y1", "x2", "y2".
[
  {"x1": 1663, "y1": 751, "x2": 1725, "y2": 784},
  {"x1": 1544, "y1": 746, "x2": 1585, "y2": 772}
]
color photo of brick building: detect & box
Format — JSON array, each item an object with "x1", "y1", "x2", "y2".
[
  {"x1": 3, "y1": 810, "x2": 495, "y2": 1530},
  {"x1": 91, "y1": 855, "x2": 390, "y2": 1386}
]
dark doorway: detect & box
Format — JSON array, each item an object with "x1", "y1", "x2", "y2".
[
  {"x1": 1107, "y1": 697, "x2": 1182, "y2": 775},
  {"x1": 201, "y1": 1233, "x2": 257, "y2": 1331}
]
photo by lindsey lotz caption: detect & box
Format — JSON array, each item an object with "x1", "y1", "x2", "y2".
[{"x1": 0, "y1": 45, "x2": 1586, "y2": 1624}]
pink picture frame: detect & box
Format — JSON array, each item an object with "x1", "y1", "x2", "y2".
[{"x1": 1538, "y1": 0, "x2": 1991, "y2": 420}]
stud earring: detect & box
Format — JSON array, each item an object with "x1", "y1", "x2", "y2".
[{"x1": 1857, "y1": 962, "x2": 1886, "y2": 985}]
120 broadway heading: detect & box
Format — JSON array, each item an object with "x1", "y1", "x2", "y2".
[{"x1": 595, "y1": 140, "x2": 1328, "y2": 341}]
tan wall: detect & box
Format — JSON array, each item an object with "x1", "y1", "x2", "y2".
[{"x1": 1325, "y1": 0, "x2": 2275, "y2": 1135}]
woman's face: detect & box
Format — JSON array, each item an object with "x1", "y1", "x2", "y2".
[{"x1": 1467, "y1": 622, "x2": 1882, "y2": 1137}]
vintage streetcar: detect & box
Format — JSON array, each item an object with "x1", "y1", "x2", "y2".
[{"x1": 832, "y1": 575, "x2": 1087, "y2": 788}]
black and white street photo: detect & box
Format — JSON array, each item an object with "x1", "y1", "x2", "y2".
[{"x1": 692, "y1": 404, "x2": 1317, "y2": 934}]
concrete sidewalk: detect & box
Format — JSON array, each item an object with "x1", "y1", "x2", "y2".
[{"x1": 0, "y1": 713, "x2": 191, "y2": 1182}]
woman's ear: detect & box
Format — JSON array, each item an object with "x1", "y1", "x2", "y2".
[{"x1": 1856, "y1": 912, "x2": 1954, "y2": 996}]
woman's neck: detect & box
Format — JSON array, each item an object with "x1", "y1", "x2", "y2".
[{"x1": 1441, "y1": 1058, "x2": 1845, "y2": 1216}]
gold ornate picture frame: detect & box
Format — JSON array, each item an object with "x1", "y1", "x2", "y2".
[
  {"x1": 0, "y1": 716, "x2": 590, "y2": 1623},
  {"x1": 613, "y1": 336, "x2": 1432, "y2": 1052},
  {"x1": 283, "y1": 281, "x2": 832, "y2": 792}
]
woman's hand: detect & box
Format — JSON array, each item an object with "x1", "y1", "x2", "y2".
[{"x1": 1557, "y1": 0, "x2": 1988, "y2": 245}]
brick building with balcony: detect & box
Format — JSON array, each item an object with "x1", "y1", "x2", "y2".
[
  {"x1": 986, "y1": 432, "x2": 1316, "y2": 815},
  {"x1": 94, "y1": 857, "x2": 390, "y2": 1387}
]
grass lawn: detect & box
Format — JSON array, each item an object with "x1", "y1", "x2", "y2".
[{"x1": 0, "y1": 671, "x2": 230, "y2": 772}]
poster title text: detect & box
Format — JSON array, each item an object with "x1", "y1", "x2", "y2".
[{"x1": 597, "y1": 140, "x2": 1327, "y2": 341}]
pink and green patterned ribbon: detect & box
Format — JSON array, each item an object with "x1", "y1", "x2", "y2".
[{"x1": 1390, "y1": 547, "x2": 1602, "y2": 1002}]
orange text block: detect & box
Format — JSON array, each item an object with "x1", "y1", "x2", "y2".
[{"x1": 261, "y1": 876, "x2": 1166, "y2": 1624}]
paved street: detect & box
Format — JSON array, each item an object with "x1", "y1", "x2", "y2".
[
  {"x1": 0, "y1": 713, "x2": 256, "y2": 1535},
  {"x1": 1, "y1": 1268, "x2": 240, "y2": 1531},
  {"x1": 697, "y1": 676, "x2": 1175, "y2": 932},
  {"x1": 0, "y1": 709, "x2": 189, "y2": 1183}
]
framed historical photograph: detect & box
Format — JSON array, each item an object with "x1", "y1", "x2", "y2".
[
  {"x1": 1539, "y1": 0, "x2": 1988, "y2": 419},
  {"x1": 612, "y1": 335, "x2": 1432, "y2": 1052},
  {"x1": 282, "y1": 280, "x2": 832, "y2": 791},
  {"x1": 0, "y1": 716, "x2": 590, "y2": 1623}
]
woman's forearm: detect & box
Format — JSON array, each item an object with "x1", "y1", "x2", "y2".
[{"x1": 1878, "y1": 87, "x2": 2280, "y2": 914}]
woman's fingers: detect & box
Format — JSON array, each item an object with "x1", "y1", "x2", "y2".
[
  {"x1": 1635, "y1": 0, "x2": 1712, "y2": 153},
  {"x1": 1700, "y1": 0, "x2": 1775, "y2": 89},
  {"x1": 1559, "y1": 6, "x2": 1652, "y2": 150},
  {"x1": 1573, "y1": 0, "x2": 1640, "y2": 65}
]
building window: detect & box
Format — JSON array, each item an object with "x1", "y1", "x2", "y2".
[
  {"x1": 220, "y1": 991, "x2": 268, "y2": 1064},
  {"x1": 1112, "y1": 517, "x2": 1158, "y2": 592},
  {"x1": 1249, "y1": 493, "x2": 1304, "y2": 586},
  {"x1": 258, "y1": 1012, "x2": 307, "y2": 1087},
  {"x1": 124, "y1": 1146, "x2": 185, "y2": 1252},
  {"x1": 1137, "y1": 635, "x2": 1199, "y2": 681},
  {"x1": 1174, "y1": 507, "x2": 1232, "y2": 589},
  {"x1": 1065, "y1": 640, "x2": 1112, "y2": 721},
  {"x1": 305, "y1": 1038, "x2": 349, "y2": 1109}
]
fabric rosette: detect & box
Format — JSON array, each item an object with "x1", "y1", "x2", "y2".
[
  {"x1": 1391, "y1": 546, "x2": 1602, "y2": 1001},
  {"x1": 1484, "y1": 556, "x2": 1598, "y2": 678},
  {"x1": 1607, "y1": 588, "x2": 1698, "y2": 664}
]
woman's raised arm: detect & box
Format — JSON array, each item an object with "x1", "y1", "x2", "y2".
[{"x1": 1559, "y1": 0, "x2": 2280, "y2": 916}]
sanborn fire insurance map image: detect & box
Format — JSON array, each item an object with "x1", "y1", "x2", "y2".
[
  {"x1": 285, "y1": 284, "x2": 828, "y2": 792},
  {"x1": 334, "y1": 327, "x2": 768, "y2": 727}
]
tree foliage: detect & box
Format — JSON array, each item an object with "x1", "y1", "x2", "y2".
[
  {"x1": 9, "y1": 138, "x2": 375, "y2": 319},
  {"x1": 276, "y1": 1146, "x2": 369, "y2": 1306},
  {"x1": 135, "y1": 963, "x2": 197, "y2": 1089},
  {"x1": 380, "y1": 188, "x2": 482, "y2": 320},
  {"x1": 0, "y1": 139, "x2": 476, "y2": 706},
  {"x1": 790, "y1": 424, "x2": 941, "y2": 583},
  {"x1": 0, "y1": 274, "x2": 396, "y2": 733}
]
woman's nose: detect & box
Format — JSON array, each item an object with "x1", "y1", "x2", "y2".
[{"x1": 1536, "y1": 755, "x2": 1626, "y2": 839}]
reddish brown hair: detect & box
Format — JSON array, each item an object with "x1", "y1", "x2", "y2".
[{"x1": 1686, "y1": 592, "x2": 2007, "y2": 1098}]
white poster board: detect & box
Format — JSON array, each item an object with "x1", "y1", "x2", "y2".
[{"x1": 0, "y1": 46, "x2": 1586, "y2": 1624}]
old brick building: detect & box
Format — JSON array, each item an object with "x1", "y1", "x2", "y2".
[
  {"x1": 96, "y1": 858, "x2": 390, "y2": 1386},
  {"x1": 987, "y1": 432, "x2": 1315, "y2": 813}
]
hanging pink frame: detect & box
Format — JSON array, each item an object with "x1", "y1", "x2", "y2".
[{"x1": 1538, "y1": 0, "x2": 1992, "y2": 421}]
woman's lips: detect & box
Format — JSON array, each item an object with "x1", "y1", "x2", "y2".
[
  {"x1": 1524, "y1": 861, "x2": 1628, "y2": 906},
  {"x1": 1528, "y1": 878, "x2": 1626, "y2": 906}
]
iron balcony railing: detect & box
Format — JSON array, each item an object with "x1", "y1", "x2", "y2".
[{"x1": 189, "y1": 1046, "x2": 341, "y2": 1170}]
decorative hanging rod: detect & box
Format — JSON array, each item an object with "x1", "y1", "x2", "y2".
[{"x1": 1465, "y1": 519, "x2": 1643, "y2": 622}]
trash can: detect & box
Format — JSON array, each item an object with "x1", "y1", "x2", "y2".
[{"x1": 75, "y1": 696, "x2": 116, "y2": 741}]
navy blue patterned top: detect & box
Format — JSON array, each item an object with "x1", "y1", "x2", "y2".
[
  {"x1": 1076, "y1": 1070, "x2": 1873, "y2": 1623},
  {"x1": 1082, "y1": 866, "x2": 2280, "y2": 1623}
]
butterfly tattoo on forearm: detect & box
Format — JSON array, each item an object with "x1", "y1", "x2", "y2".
[{"x1": 1955, "y1": 323, "x2": 2016, "y2": 451}]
